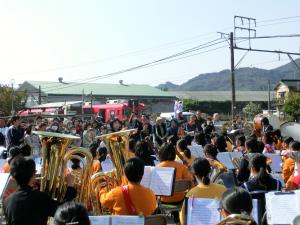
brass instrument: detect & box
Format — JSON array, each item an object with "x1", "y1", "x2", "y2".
[
  {"x1": 216, "y1": 214, "x2": 257, "y2": 225},
  {"x1": 34, "y1": 131, "x2": 93, "y2": 208},
  {"x1": 90, "y1": 129, "x2": 136, "y2": 214}
]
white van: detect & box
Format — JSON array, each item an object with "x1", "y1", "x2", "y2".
[{"x1": 160, "y1": 112, "x2": 194, "y2": 122}]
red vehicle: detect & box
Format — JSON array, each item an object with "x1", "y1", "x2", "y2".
[{"x1": 83, "y1": 102, "x2": 144, "y2": 122}]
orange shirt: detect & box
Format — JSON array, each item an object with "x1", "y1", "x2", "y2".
[
  {"x1": 157, "y1": 160, "x2": 193, "y2": 203},
  {"x1": 282, "y1": 157, "x2": 295, "y2": 183},
  {"x1": 92, "y1": 160, "x2": 102, "y2": 175},
  {"x1": 2, "y1": 163, "x2": 10, "y2": 173},
  {"x1": 100, "y1": 183, "x2": 156, "y2": 215}
]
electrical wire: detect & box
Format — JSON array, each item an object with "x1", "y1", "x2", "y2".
[{"x1": 41, "y1": 39, "x2": 228, "y2": 92}]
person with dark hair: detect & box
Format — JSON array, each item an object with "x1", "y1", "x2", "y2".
[
  {"x1": 237, "y1": 138, "x2": 258, "y2": 184},
  {"x1": 262, "y1": 132, "x2": 275, "y2": 154},
  {"x1": 219, "y1": 187, "x2": 256, "y2": 225},
  {"x1": 179, "y1": 157, "x2": 226, "y2": 225},
  {"x1": 89, "y1": 142, "x2": 101, "y2": 174},
  {"x1": 3, "y1": 156, "x2": 76, "y2": 225},
  {"x1": 97, "y1": 146, "x2": 107, "y2": 162},
  {"x1": 1, "y1": 146, "x2": 22, "y2": 173},
  {"x1": 282, "y1": 140, "x2": 300, "y2": 183},
  {"x1": 281, "y1": 136, "x2": 294, "y2": 159},
  {"x1": 203, "y1": 144, "x2": 226, "y2": 171},
  {"x1": 175, "y1": 139, "x2": 195, "y2": 166},
  {"x1": 6, "y1": 116, "x2": 24, "y2": 151},
  {"x1": 215, "y1": 135, "x2": 228, "y2": 152},
  {"x1": 241, "y1": 154, "x2": 282, "y2": 192},
  {"x1": 0, "y1": 132, "x2": 7, "y2": 159},
  {"x1": 100, "y1": 157, "x2": 156, "y2": 215},
  {"x1": 157, "y1": 143, "x2": 193, "y2": 211},
  {"x1": 261, "y1": 117, "x2": 273, "y2": 134},
  {"x1": 193, "y1": 132, "x2": 206, "y2": 147},
  {"x1": 134, "y1": 140, "x2": 155, "y2": 166},
  {"x1": 128, "y1": 138, "x2": 136, "y2": 158},
  {"x1": 54, "y1": 202, "x2": 90, "y2": 225},
  {"x1": 154, "y1": 117, "x2": 168, "y2": 147},
  {"x1": 109, "y1": 118, "x2": 122, "y2": 133},
  {"x1": 24, "y1": 124, "x2": 41, "y2": 158},
  {"x1": 167, "y1": 119, "x2": 179, "y2": 137},
  {"x1": 167, "y1": 135, "x2": 179, "y2": 147},
  {"x1": 273, "y1": 129, "x2": 282, "y2": 151},
  {"x1": 235, "y1": 135, "x2": 246, "y2": 153}
]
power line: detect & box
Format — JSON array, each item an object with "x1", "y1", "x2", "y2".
[
  {"x1": 41, "y1": 39, "x2": 228, "y2": 92},
  {"x1": 236, "y1": 34, "x2": 300, "y2": 40}
]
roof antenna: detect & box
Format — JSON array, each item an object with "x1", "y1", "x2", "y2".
[{"x1": 58, "y1": 77, "x2": 68, "y2": 84}]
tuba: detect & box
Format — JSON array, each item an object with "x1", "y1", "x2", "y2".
[
  {"x1": 90, "y1": 129, "x2": 136, "y2": 214},
  {"x1": 34, "y1": 131, "x2": 93, "y2": 208}
]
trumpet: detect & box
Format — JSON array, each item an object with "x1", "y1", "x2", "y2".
[
  {"x1": 90, "y1": 129, "x2": 136, "y2": 214},
  {"x1": 34, "y1": 131, "x2": 93, "y2": 208}
]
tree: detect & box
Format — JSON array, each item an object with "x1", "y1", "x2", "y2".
[
  {"x1": 242, "y1": 102, "x2": 262, "y2": 120},
  {"x1": 0, "y1": 84, "x2": 27, "y2": 116},
  {"x1": 283, "y1": 92, "x2": 300, "y2": 121}
]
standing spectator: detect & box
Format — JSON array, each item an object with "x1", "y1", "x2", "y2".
[
  {"x1": 212, "y1": 113, "x2": 222, "y2": 127},
  {"x1": 6, "y1": 116, "x2": 24, "y2": 151},
  {"x1": 186, "y1": 114, "x2": 198, "y2": 132},
  {"x1": 195, "y1": 110, "x2": 205, "y2": 130},
  {"x1": 24, "y1": 125, "x2": 41, "y2": 159},
  {"x1": 153, "y1": 117, "x2": 168, "y2": 147},
  {"x1": 261, "y1": 117, "x2": 273, "y2": 134},
  {"x1": 167, "y1": 119, "x2": 178, "y2": 137},
  {"x1": 82, "y1": 123, "x2": 95, "y2": 148}
]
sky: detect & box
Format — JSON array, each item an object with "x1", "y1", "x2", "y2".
[{"x1": 0, "y1": 0, "x2": 300, "y2": 88}]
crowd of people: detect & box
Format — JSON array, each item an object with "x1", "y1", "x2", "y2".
[{"x1": 0, "y1": 111, "x2": 299, "y2": 225}]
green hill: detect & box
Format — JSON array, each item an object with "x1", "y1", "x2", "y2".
[{"x1": 157, "y1": 58, "x2": 300, "y2": 91}]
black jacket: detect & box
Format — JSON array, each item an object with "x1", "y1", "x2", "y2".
[
  {"x1": 3, "y1": 185, "x2": 76, "y2": 225},
  {"x1": 241, "y1": 176, "x2": 282, "y2": 192}
]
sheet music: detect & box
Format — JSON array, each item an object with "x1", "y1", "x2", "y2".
[
  {"x1": 140, "y1": 166, "x2": 152, "y2": 188},
  {"x1": 34, "y1": 157, "x2": 43, "y2": 174},
  {"x1": 190, "y1": 145, "x2": 204, "y2": 158},
  {"x1": 264, "y1": 153, "x2": 282, "y2": 173},
  {"x1": 230, "y1": 151, "x2": 242, "y2": 159},
  {"x1": 111, "y1": 216, "x2": 144, "y2": 225},
  {"x1": 266, "y1": 191, "x2": 300, "y2": 224},
  {"x1": 101, "y1": 159, "x2": 114, "y2": 172},
  {"x1": 0, "y1": 173, "x2": 10, "y2": 198},
  {"x1": 251, "y1": 199, "x2": 258, "y2": 224},
  {"x1": 217, "y1": 152, "x2": 235, "y2": 170},
  {"x1": 89, "y1": 216, "x2": 110, "y2": 225},
  {"x1": 186, "y1": 198, "x2": 220, "y2": 225},
  {"x1": 149, "y1": 167, "x2": 175, "y2": 196}
]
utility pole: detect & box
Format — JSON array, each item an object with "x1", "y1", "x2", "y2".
[
  {"x1": 230, "y1": 32, "x2": 235, "y2": 120},
  {"x1": 10, "y1": 79, "x2": 15, "y2": 115},
  {"x1": 38, "y1": 85, "x2": 42, "y2": 105},
  {"x1": 90, "y1": 91, "x2": 93, "y2": 120},
  {"x1": 81, "y1": 89, "x2": 85, "y2": 118},
  {"x1": 268, "y1": 80, "x2": 271, "y2": 113}
]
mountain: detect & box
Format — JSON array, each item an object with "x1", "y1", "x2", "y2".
[{"x1": 157, "y1": 58, "x2": 300, "y2": 91}]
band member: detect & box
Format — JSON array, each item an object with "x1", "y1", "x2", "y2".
[
  {"x1": 282, "y1": 141, "x2": 300, "y2": 183},
  {"x1": 180, "y1": 157, "x2": 226, "y2": 225},
  {"x1": 54, "y1": 202, "x2": 90, "y2": 225},
  {"x1": 100, "y1": 157, "x2": 156, "y2": 215},
  {"x1": 3, "y1": 156, "x2": 76, "y2": 225}
]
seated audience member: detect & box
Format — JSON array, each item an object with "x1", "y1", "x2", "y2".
[
  {"x1": 235, "y1": 135, "x2": 246, "y2": 153},
  {"x1": 282, "y1": 141, "x2": 300, "y2": 183},
  {"x1": 54, "y1": 202, "x2": 90, "y2": 225},
  {"x1": 157, "y1": 143, "x2": 193, "y2": 221},
  {"x1": 89, "y1": 142, "x2": 101, "y2": 174},
  {"x1": 219, "y1": 187, "x2": 257, "y2": 225},
  {"x1": 3, "y1": 156, "x2": 76, "y2": 225},
  {"x1": 241, "y1": 154, "x2": 282, "y2": 192},
  {"x1": 180, "y1": 157, "x2": 226, "y2": 224},
  {"x1": 100, "y1": 157, "x2": 156, "y2": 215},
  {"x1": 237, "y1": 138, "x2": 258, "y2": 184},
  {"x1": 203, "y1": 144, "x2": 226, "y2": 171},
  {"x1": 286, "y1": 152, "x2": 300, "y2": 190},
  {"x1": 175, "y1": 138, "x2": 195, "y2": 166},
  {"x1": 262, "y1": 132, "x2": 275, "y2": 154},
  {"x1": 135, "y1": 140, "x2": 155, "y2": 166}
]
